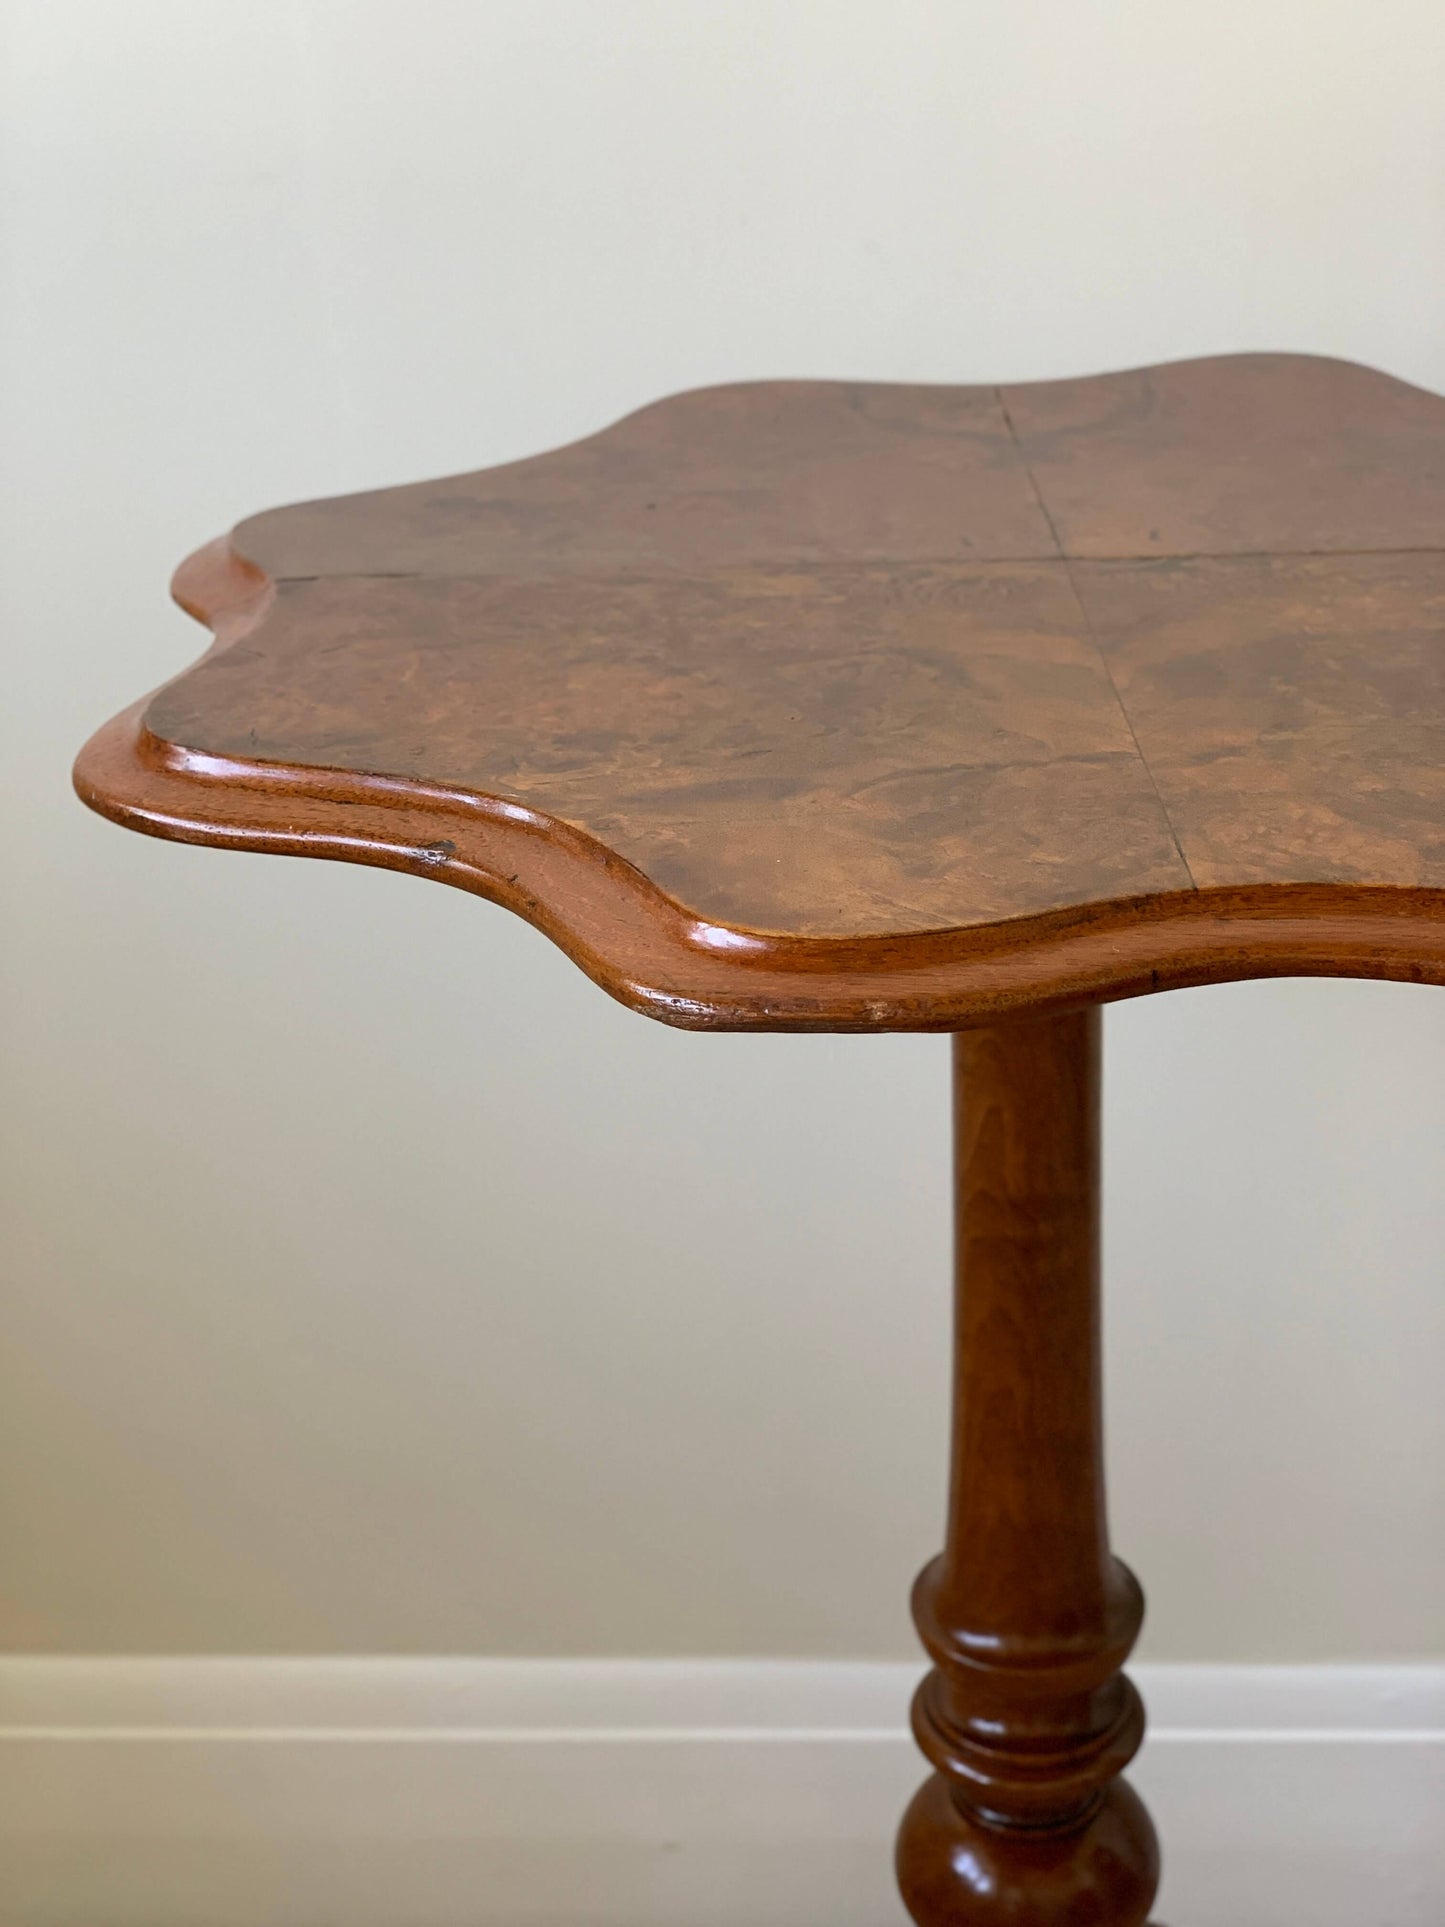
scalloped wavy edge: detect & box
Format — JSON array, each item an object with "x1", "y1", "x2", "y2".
[{"x1": 72, "y1": 535, "x2": 1445, "y2": 1031}]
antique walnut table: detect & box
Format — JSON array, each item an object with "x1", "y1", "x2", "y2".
[{"x1": 75, "y1": 353, "x2": 1445, "y2": 1924}]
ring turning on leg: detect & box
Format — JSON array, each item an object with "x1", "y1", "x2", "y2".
[{"x1": 895, "y1": 1010, "x2": 1159, "y2": 1926}]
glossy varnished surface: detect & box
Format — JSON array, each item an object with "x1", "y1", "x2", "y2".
[{"x1": 76, "y1": 354, "x2": 1445, "y2": 1027}]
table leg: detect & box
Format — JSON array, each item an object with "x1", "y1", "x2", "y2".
[{"x1": 895, "y1": 1009, "x2": 1160, "y2": 1925}]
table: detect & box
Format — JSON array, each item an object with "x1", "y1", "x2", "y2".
[{"x1": 75, "y1": 353, "x2": 1445, "y2": 1924}]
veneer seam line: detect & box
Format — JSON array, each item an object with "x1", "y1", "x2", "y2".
[{"x1": 994, "y1": 387, "x2": 1198, "y2": 892}]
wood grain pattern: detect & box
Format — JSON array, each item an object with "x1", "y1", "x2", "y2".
[
  {"x1": 1004, "y1": 352, "x2": 1445, "y2": 557},
  {"x1": 145, "y1": 565, "x2": 1190, "y2": 935},
  {"x1": 231, "y1": 380, "x2": 1060, "y2": 578},
  {"x1": 74, "y1": 354, "x2": 1445, "y2": 1028},
  {"x1": 1074, "y1": 552, "x2": 1445, "y2": 889}
]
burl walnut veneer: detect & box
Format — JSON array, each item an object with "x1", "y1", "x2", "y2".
[{"x1": 76, "y1": 354, "x2": 1445, "y2": 1924}]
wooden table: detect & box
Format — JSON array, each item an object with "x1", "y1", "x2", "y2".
[{"x1": 75, "y1": 353, "x2": 1445, "y2": 1924}]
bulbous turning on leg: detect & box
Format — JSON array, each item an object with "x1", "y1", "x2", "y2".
[{"x1": 897, "y1": 1773, "x2": 1158, "y2": 1927}]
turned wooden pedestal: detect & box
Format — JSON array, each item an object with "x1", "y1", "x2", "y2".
[
  {"x1": 898, "y1": 1012, "x2": 1157, "y2": 1925},
  {"x1": 76, "y1": 354, "x2": 1445, "y2": 1922}
]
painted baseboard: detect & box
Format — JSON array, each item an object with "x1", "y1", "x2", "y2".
[{"x1": 0, "y1": 1658, "x2": 1440, "y2": 1926}]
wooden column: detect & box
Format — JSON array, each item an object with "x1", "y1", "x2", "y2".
[{"x1": 895, "y1": 1009, "x2": 1159, "y2": 1926}]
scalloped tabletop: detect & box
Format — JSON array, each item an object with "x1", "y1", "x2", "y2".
[{"x1": 75, "y1": 353, "x2": 1445, "y2": 1028}]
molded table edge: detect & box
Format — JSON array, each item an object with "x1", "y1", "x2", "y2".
[{"x1": 72, "y1": 537, "x2": 1445, "y2": 1033}]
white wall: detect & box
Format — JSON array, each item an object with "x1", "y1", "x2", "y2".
[{"x1": 2, "y1": 0, "x2": 1443, "y2": 1662}]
